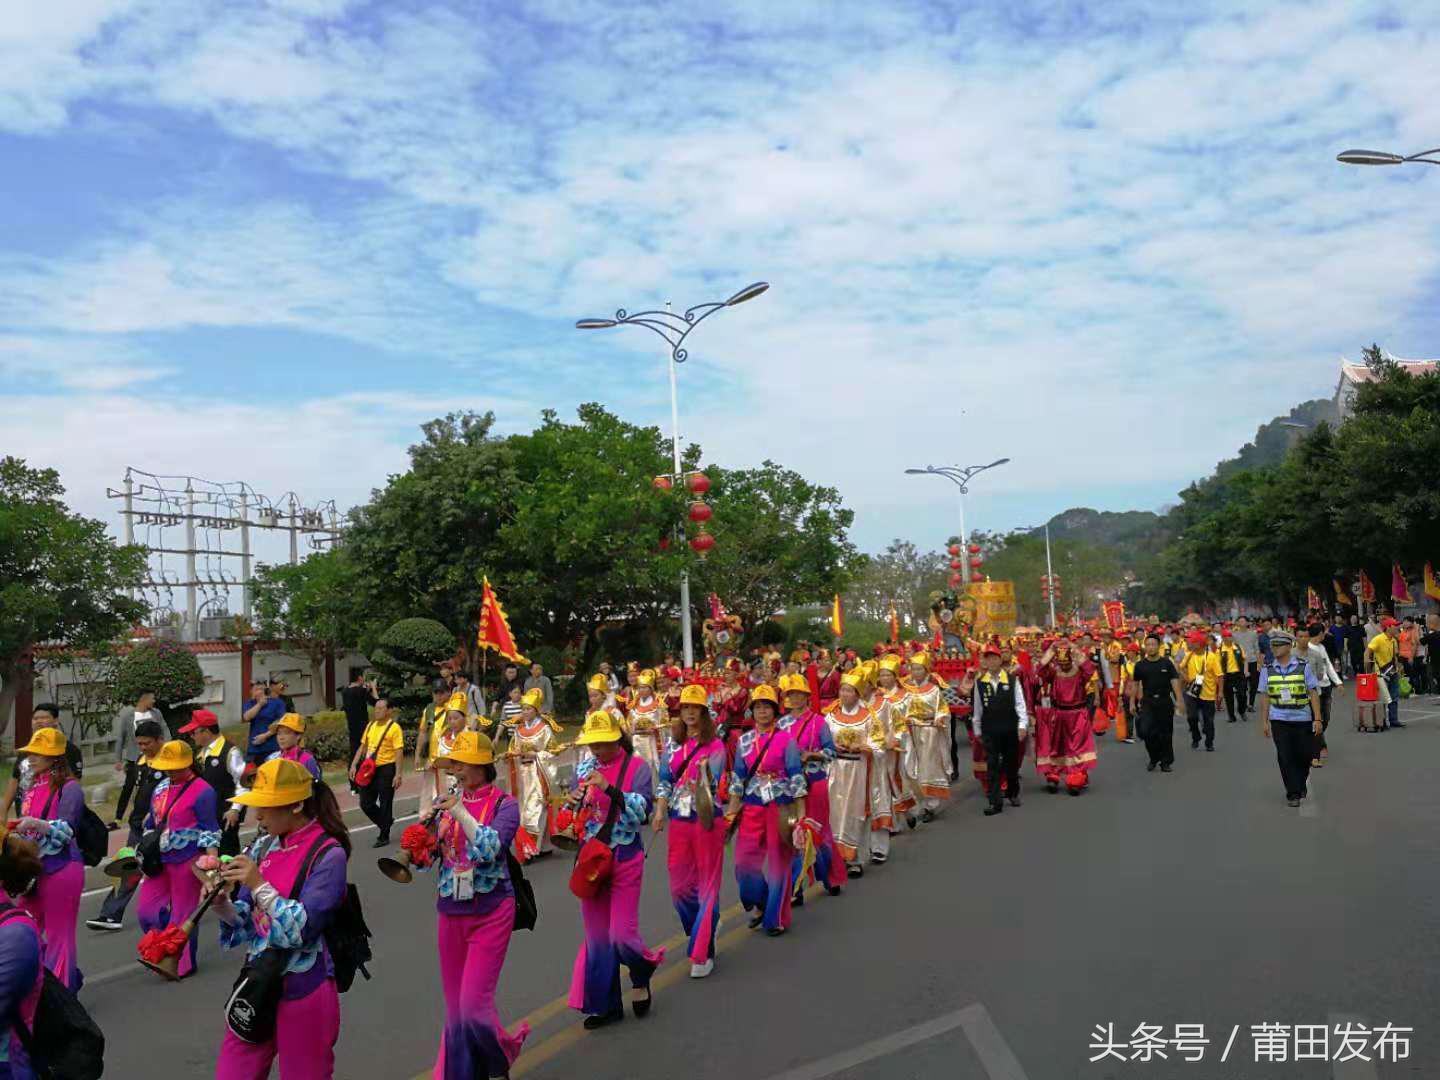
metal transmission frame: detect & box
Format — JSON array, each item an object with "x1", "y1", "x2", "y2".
[
  {"x1": 576, "y1": 281, "x2": 769, "y2": 669},
  {"x1": 107, "y1": 468, "x2": 344, "y2": 642}
]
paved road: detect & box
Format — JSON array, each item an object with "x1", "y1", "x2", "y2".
[{"x1": 80, "y1": 687, "x2": 1438, "y2": 1079}]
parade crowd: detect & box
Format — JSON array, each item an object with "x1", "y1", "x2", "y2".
[{"x1": 0, "y1": 610, "x2": 1432, "y2": 1078}]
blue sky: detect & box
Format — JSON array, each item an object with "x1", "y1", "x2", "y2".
[{"x1": 4, "y1": 0, "x2": 1439, "y2": 566}]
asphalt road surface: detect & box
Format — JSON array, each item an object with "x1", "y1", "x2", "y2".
[{"x1": 80, "y1": 686, "x2": 1438, "y2": 1079}]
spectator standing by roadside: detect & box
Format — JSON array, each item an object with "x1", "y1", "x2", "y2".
[
  {"x1": 87, "y1": 719, "x2": 166, "y2": 932},
  {"x1": 1398, "y1": 617, "x2": 1421, "y2": 694},
  {"x1": 1367, "y1": 618, "x2": 1404, "y2": 728},
  {"x1": 1297, "y1": 623, "x2": 1342, "y2": 768},
  {"x1": 242, "y1": 678, "x2": 287, "y2": 764},
  {"x1": 270, "y1": 675, "x2": 295, "y2": 713},
  {"x1": 455, "y1": 669, "x2": 485, "y2": 719},
  {"x1": 498, "y1": 684, "x2": 525, "y2": 737},
  {"x1": 524, "y1": 662, "x2": 555, "y2": 714},
  {"x1": 1347, "y1": 615, "x2": 1367, "y2": 679},
  {"x1": 340, "y1": 671, "x2": 378, "y2": 763},
  {"x1": 112, "y1": 689, "x2": 164, "y2": 827}
]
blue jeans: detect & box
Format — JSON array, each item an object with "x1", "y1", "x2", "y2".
[{"x1": 1386, "y1": 672, "x2": 1401, "y2": 726}]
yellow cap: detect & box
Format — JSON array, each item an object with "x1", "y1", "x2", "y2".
[
  {"x1": 575, "y1": 710, "x2": 625, "y2": 746},
  {"x1": 778, "y1": 673, "x2": 811, "y2": 696},
  {"x1": 445, "y1": 692, "x2": 469, "y2": 714},
  {"x1": 231, "y1": 758, "x2": 313, "y2": 808},
  {"x1": 909, "y1": 651, "x2": 931, "y2": 669},
  {"x1": 678, "y1": 684, "x2": 708, "y2": 708},
  {"x1": 637, "y1": 669, "x2": 656, "y2": 687},
  {"x1": 840, "y1": 672, "x2": 864, "y2": 690},
  {"x1": 520, "y1": 688, "x2": 545, "y2": 710},
  {"x1": 878, "y1": 656, "x2": 901, "y2": 673},
  {"x1": 749, "y1": 684, "x2": 779, "y2": 709},
  {"x1": 276, "y1": 713, "x2": 306, "y2": 735},
  {"x1": 151, "y1": 740, "x2": 194, "y2": 772},
  {"x1": 437, "y1": 730, "x2": 495, "y2": 766},
  {"x1": 587, "y1": 673, "x2": 609, "y2": 693},
  {"x1": 16, "y1": 728, "x2": 67, "y2": 757}
]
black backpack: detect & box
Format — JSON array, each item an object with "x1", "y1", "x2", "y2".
[
  {"x1": 295, "y1": 836, "x2": 372, "y2": 993},
  {"x1": 506, "y1": 849, "x2": 537, "y2": 932},
  {"x1": 0, "y1": 906, "x2": 105, "y2": 1079}
]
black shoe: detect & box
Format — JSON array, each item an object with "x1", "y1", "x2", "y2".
[
  {"x1": 1191, "y1": 739, "x2": 1200, "y2": 749},
  {"x1": 846, "y1": 863, "x2": 864, "y2": 879},
  {"x1": 791, "y1": 892, "x2": 804, "y2": 908},
  {"x1": 1045, "y1": 780, "x2": 1059, "y2": 793},
  {"x1": 920, "y1": 809, "x2": 936, "y2": 823},
  {"x1": 766, "y1": 927, "x2": 787, "y2": 937},
  {"x1": 748, "y1": 914, "x2": 764, "y2": 929},
  {"x1": 984, "y1": 804, "x2": 1003, "y2": 816},
  {"x1": 1391, "y1": 722, "x2": 1406, "y2": 728},
  {"x1": 1160, "y1": 764, "x2": 1173, "y2": 772},
  {"x1": 372, "y1": 832, "x2": 390, "y2": 849},
  {"x1": 905, "y1": 814, "x2": 917, "y2": 829},
  {"x1": 584, "y1": 1008, "x2": 625, "y2": 1030},
  {"x1": 1228, "y1": 718, "x2": 1237, "y2": 723},
  {"x1": 632, "y1": 989, "x2": 652, "y2": 1019},
  {"x1": 1286, "y1": 796, "x2": 1301, "y2": 807},
  {"x1": 1205, "y1": 745, "x2": 1215, "y2": 752},
  {"x1": 825, "y1": 884, "x2": 842, "y2": 897},
  {"x1": 1146, "y1": 761, "x2": 1157, "y2": 772},
  {"x1": 1007, "y1": 793, "x2": 1021, "y2": 807}
]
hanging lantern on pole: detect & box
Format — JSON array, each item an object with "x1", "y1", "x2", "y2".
[
  {"x1": 967, "y1": 543, "x2": 981, "y2": 555},
  {"x1": 688, "y1": 501, "x2": 712, "y2": 524},
  {"x1": 948, "y1": 544, "x2": 960, "y2": 556},
  {"x1": 652, "y1": 475, "x2": 673, "y2": 491},
  {"x1": 689, "y1": 531, "x2": 715, "y2": 557},
  {"x1": 686, "y1": 472, "x2": 711, "y2": 495},
  {"x1": 948, "y1": 573, "x2": 962, "y2": 587},
  {"x1": 949, "y1": 558, "x2": 962, "y2": 570},
  {"x1": 971, "y1": 571, "x2": 984, "y2": 583}
]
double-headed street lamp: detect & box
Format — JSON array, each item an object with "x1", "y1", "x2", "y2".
[
  {"x1": 904, "y1": 460, "x2": 1010, "y2": 583},
  {"x1": 576, "y1": 281, "x2": 769, "y2": 670},
  {"x1": 1337, "y1": 147, "x2": 1440, "y2": 168}
]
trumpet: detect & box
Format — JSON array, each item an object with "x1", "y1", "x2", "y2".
[
  {"x1": 138, "y1": 862, "x2": 230, "y2": 981},
  {"x1": 377, "y1": 814, "x2": 439, "y2": 884}
]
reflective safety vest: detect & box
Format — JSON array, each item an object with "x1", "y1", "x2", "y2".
[{"x1": 1264, "y1": 661, "x2": 1309, "y2": 713}]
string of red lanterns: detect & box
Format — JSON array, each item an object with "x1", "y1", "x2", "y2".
[{"x1": 654, "y1": 471, "x2": 714, "y2": 557}]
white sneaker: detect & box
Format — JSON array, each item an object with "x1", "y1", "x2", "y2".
[{"x1": 689, "y1": 959, "x2": 714, "y2": 979}]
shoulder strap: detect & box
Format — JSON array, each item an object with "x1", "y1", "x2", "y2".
[
  {"x1": 291, "y1": 835, "x2": 340, "y2": 900},
  {"x1": 595, "y1": 751, "x2": 633, "y2": 844},
  {"x1": 157, "y1": 777, "x2": 198, "y2": 828}
]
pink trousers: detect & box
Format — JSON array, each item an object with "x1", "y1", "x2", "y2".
[
  {"x1": 19, "y1": 859, "x2": 82, "y2": 991},
  {"x1": 434, "y1": 901, "x2": 529, "y2": 1079},
  {"x1": 665, "y1": 818, "x2": 726, "y2": 964},
  {"x1": 215, "y1": 978, "x2": 340, "y2": 1079},
  {"x1": 137, "y1": 858, "x2": 203, "y2": 978},
  {"x1": 568, "y1": 852, "x2": 664, "y2": 1016}
]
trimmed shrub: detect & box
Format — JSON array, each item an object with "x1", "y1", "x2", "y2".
[
  {"x1": 370, "y1": 617, "x2": 455, "y2": 720},
  {"x1": 115, "y1": 641, "x2": 205, "y2": 708}
]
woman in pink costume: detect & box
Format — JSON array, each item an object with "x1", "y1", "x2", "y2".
[
  {"x1": 137, "y1": 739, "x2": 220, "y2": 979},
  {"x1": 11, "y1": 728, "x2": 86, "y2": 991},
  {"x1": 726, "y1": 684, "x2": 808, "y2": 936},
  {"x1": 426, "y1": 730, "x2": 529, "y2": 1079},
  {"x1": 567, "y1": 711, "x2": 663, "y2": 1029},
  {"x1": 1037, "y1": 640, "x2": 1098, "y2": 794},
  {"x1": 653, "y1": 685, "x2": 727, "y2": 978},
  {"x1": 212, "y1": 758, "x2": 352, "y2": 1079},
  {"x1": 776, "y1": 674, "x2": 845, "y2": 900}
]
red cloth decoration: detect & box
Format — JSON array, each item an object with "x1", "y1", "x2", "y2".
[
  {"x1": 399, "y1": 824, "x2": 438, "y2": 869},
  {"x1": 137, "y1": 926, "x2": 189, "y2": 963}
]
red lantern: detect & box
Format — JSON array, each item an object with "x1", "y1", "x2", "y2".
[
  {"x1": 688, "y1": 501, "x2": 712, "y2": 523},
  {"x1": 652, "y1": 475, "x2": 673, "y2": 491},
  {"x1": 686, "y1": 472, "x2": 711, "y2": 495},
  {"x1": 971, "y1": 571, "x2": 984, "y2": 582},
  {"x1": 971, "y1": 552, "x2": 984, "y2": 565},
  {"x1": 948, "y1": 573, "x2": 962, "y2": 587},
  {"x1": 689, "y1": 532, "x2": 715, "y2": 555},
  {"x1": 968, "y1": 543, "x2": 981, "y2": 555},
  {"x1": 949, "y1": 558, "x2": 962, "y2": 570},
  {"x1": 948, "y1": 544, "x2": 960, "y2": 556}
]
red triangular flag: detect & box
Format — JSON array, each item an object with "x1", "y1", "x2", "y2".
[
  {"x1": 1391, "y1": 563, "x2": 1414, "y2": 605},
  {"x1": 477, "y1": 577, "x2": 527, "y2": 663}
]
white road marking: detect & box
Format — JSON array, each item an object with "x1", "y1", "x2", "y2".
[
  {"x1": 1329, "y1": 1013, "x2": 1380, "y2": 1080},
  {"x1": 754, "y1": 1003, "x2": 1028, "y2": 1080}
]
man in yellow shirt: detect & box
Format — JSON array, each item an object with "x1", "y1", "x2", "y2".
[
  {"x1": 1180, "y1": 631, "x2": 1224, "y2": 751},
  {"x1": 1217, "y1": 629, "x2": 1248, "y2": 723},
  {"x1": 350, "y1": 696, "x2": 406, "y2": 847},
  {"x1": 1366, "y1": 617, "x2": 1403, "y2": 729}
]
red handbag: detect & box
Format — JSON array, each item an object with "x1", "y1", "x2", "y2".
[
  {"x1": 568, "y1": 753, "x2": 632, "y2": 900},
  {"x1": 353, "y1": 720, "x2": 395, "y2": 788}
]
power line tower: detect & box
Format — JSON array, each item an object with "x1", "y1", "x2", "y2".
[{"x1": 107, "y1": 468, "x2": 344, "y2": 642}]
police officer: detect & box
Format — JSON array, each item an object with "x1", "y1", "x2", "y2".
[{"x1": 1258, "y1": 630, "x2": 1322, "y2": 808}]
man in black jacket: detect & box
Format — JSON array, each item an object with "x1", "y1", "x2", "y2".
[
  {"x1": 88, "y1": 720, "x2": 166, "y2": 933},
  {"x1": 965, "y1": 646, "x2": 1029, "y2": 817}
]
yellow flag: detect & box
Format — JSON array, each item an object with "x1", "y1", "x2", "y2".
[{"x1": 829, "y1": 594, "x2": 844, "y2": 637}]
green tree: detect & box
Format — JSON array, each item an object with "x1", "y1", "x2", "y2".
[
  {"x1": 250, "y1": 550, "x2": 375, "y2": 664},
  {"x1": 848, "y1": 540, "x2": 947, "y2": 634},
  {"x1": 369, "y1": 617, "x2": 456, "y2": 720},
  {"x1": 976, "y1": 530, "x2": 1123, "y2": 625},
  {"x1": 0, "y1": 458, "x2": 148, "y2": 735},
  {"x1": 689, "y1": 462, "x2": 862, "y2": 646},
  {"x1": 114, "y1": 640, "x2": 205, "y2": 732}
]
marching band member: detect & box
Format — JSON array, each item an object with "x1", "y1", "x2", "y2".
[
  {"x1": 777, "y1": 673, "x2": 846, "y2": 899},
  {"x1": 653, "y1": 685, "x2": 727, "y2": 978},
  {"x1": 622, "y1": 671, "x2": 668, "y2": 779},
  {"x1": 872, "y1": 657, "x2": 919, "y2": 831},
  {"x1": 417, "y1": 694, "x2": 470, "y2": 819},
  {"x1": 11, "y1": 729, "x2": 86, "y2": 991},
  {"x1": 137, "y1": 740, "x2": 220, "y2": 980},
  {"x1": 426, "y1": 731, "x2": 529, "y2": 1079},
  {"x1": 213, "y1": 759, "x2": 352, "y2": 1079},
  {"x1": 725, "y1": 685, "x2": 807, "y2": 936},
  {"x1": 826, "y1": 672, "x2": 888, "y2": 873},
  {"x1": 268, "y1": 714, "x2": 323, "y2": 781},
  {"x1": 902, "y1": 653, "x2": 952, "y2": 821},
  {"x1": 567, "y1": 712, "x2": 663, "y2": 1029},
  {"x1": 502, "y1": 689, "x2": 563, "y2": 863}
]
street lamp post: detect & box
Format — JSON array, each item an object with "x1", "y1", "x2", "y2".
[
  {"x1": 1017, "y1": 520, "x2": 1059, "y2": 628},
  {"x1": 576, "y1": 282, "x2": 769, "y2": 670},
  {"x1": 1337, "y1": 147, "x2": 1440, "y2": 168},
  {"x1": 904, "y1": 460, "x2": 1011, "y2": 582}
]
